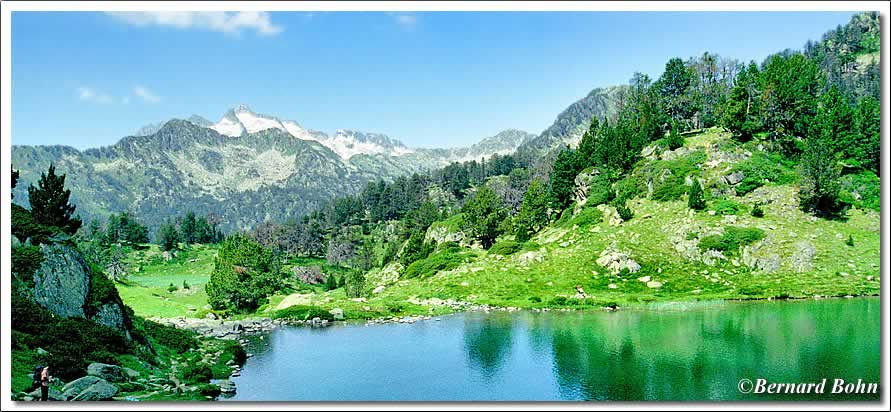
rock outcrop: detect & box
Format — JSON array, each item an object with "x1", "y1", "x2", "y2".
[
  {"x1": 596, "y1": 243, "x2": 641, "y2": 275},
  {"x1": 86, "y1": 363, "x2": 124, "y2": 383},
  {"x1": 31, "y1": 243, "x2": 90, "y2": 318},
  {"x1": 71, "y1": 379, "x2": 118, "y2": 401},
  {"x1": 28, "y1": 241, "x2": 132, "y2": 338}
]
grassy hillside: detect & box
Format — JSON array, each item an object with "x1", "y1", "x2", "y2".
[{"x1": 115, "y1": 129, "x2": 879, "y2": 322}]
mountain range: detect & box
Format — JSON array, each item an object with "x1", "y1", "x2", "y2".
[{"x1": 12, "y1": 95, "x2": 608, "y2": 232}]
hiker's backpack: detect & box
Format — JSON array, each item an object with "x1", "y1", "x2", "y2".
[{"x1": 32, "y1": 366, "x2": 44, "y2": 385}]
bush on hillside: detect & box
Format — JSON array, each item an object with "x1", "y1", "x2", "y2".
[
  {"x1": 732, "y1": 152, "x2": 798, "y2": 195},
  {"x1": 570, "y1": 207, "x2": 604, "y2": 228},
  {"x1": 712, "y1": 199, "x2": 741, "y2": 215},
  {"x1": 488, "y1": 240, "x2": 523, "y2": 256},
  {"x1": 272, "y1": 305, "x2": 335, "y2": 321},
  {"x1": 403, "y1": 248, "x2": 472, "y2": 279},
  {"x1": 698, "y1": 226, "x2": 766, "y2": 255},
  {"x1": 142, "y1": 320, "x2": 198, "y2": 354}
]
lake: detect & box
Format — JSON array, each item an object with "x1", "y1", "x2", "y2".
[{"x1": 226, "y1": 298, "x2": 880, "y2": 401}]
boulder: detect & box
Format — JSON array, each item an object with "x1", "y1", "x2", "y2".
[
  {"x1": 329, "y1": 308, "x2": 344, "y2": 321},
  {"x1": 27, "y1": 387, "x2": 64, "y2": 401},
  {"x1": 31, "y1": 243, "x2": 91, "y2": 318},
  {"x1": 646, "y1": 281, "x2": 663, "y2": 289},
  {"x1": 35, "y1": 347, "x2": 49, "y2": 356},
  {"x1": 292, "y1": 266, "x2": 325, "y2": 285},
  {"x1": 722, "y1": 171, "x2": 745, "y2": 186},
  {"x1": 205, "y1": 312, "x2": 218, "y2": 320},
  {"x1": 87, "y1": 363, "x2": 124, "y2": 383},
  {"x1": 372, "y1": 285, "x2": 386, "y2": 295},
  {"x1": 91, "y1": 303, "x2": 129, "y2": 337},
  {"x1": 72, "y1": 380, "x2": 118, "y2": 401},
  {"x1": 62, "y1": 376, "x2": 102, "y2": 400},
  {"x1": 218, "y1": 379, "x2": 236, "y2": 394},
  {"x1": 595, "y1": 243, "x2": 641, "y2": 275},
  {"x1": 790, "y1": 241, "x2": 817, "y2": 273},
  {"x1": 122, "y1": 367, "x2": 141, "y2": 380}
]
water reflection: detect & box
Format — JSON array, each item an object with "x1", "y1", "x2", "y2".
[
  {"x1": 539, "y1": 299, "x2": 880, "y2": 400},
  {"x1": 463, "y1": 314, "x2": 515, "y2": 379},
  {"x1": 227, "y1": 298, "x2": 879, "y2": 401}
]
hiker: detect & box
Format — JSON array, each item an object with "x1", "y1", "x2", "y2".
[
  {"x1": 575, "y1": 284, "x2": 587, "y2": 298},
  {"x1": 39, "y1": 366, "x2": 51, "y2": 401}
]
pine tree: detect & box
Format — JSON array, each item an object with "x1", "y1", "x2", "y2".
[
  {"x1": 815, "y1": 85, "x2": 855, "y2": 160},
  {"x1": 799, "y1": 137, "x2": 843, "y2": 218},
  {"x1": 687, "y1": 179, "x2": 706, "y2": 210},
  {"x1": 658, "y1": 57, "x2": 695, "y2": 125},
  {"x1": 514, "y1": 179, "x2": 550, "y2": 243},
  {"x1": 854, "y1": 96, "x2": 880, "y2": 174},
  {"x1": 461, "y1": 186, "x2": 508, "y2": 249},
  {"x1": 180, "y1": 211, "x2": 197, "y2": 245},
  {"x1": 158, "y1": 220, "x2": 180, "y2": 251},
  {"x1": 548, "y1": 147, "x2": 579, "y2": 211},
  {"x1": 27, "y1": 163, "x2": 82, "y2": 235},
  {"x1": 723, "y1": 61, "x2": 762, "y2": 141}
]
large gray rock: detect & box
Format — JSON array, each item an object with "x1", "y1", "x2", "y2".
[
  {"x1": 329, "y1": 308, "x2": 344, "y2": 321},
  {"x1": 32, "y1": 243, "x2": 90, "y2": 318},
  {"x1": 596, "y1": 243, "x2": 640, "y2": 275},
  {"x1": 26, "y1": 387, "x2": 64, "y2": 401},
  {"x1": 72, "y1": 380, "x2": 118, "y2": 401},
  {"x1": 62, "y1": 376, "x2": 102, "y2": 400},
  {"x1": 790, "y1": 241, "x2": 817, "y2": 273},
  {"x1": 87, "y1": 363, "x2": 124, "y2": 383},
  {"x1": 91, "y1": 303, "x2": 127, "y2": 335}
]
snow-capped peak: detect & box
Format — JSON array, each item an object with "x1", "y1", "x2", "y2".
[{"x1": 207, "y1": 105, "x2": 414, "y2": 159}]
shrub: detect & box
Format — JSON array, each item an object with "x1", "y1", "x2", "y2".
[
  {"x1": 585, "y1": 173, "x2": 614, "y2": 207},
  {"x1": 614, "y1": 176, "x2": 644, "y2": 203},
  {"x1": 198, "y1": 384, "x2": 222, "y2": 398},
  {"x1": 845, "y1": 235, "x2": 854, "y2": 247},
  {"x1": 272, "y1": 305, "x2": 335, "y2": 321},
  {"x1": 344, "y1": 269, "x2": 366, "y2": 298},
  {"x1": 11, "y1": 245, "x2": 43, "y2": 284},
  {"x1": 142, "y1": 320, "x2": 198, "y2": 353},
  {"x1": 488, "y1": 240, "x2": 523, "y2": 256},
  {"x1": 652, "y1": 176, "x2": 688, "y2": 202},
  {"x1": 697, "y1": 226, "x2": 766, "y2": 255},
  {"x1": 712, "y1": 199, "x2": 741, "y2": 215},
  {"x1": 206, "y1": 233, "x2": 282, "y2": 312},
  {"x1": 403, "y1": 249, "x2": 472, "y2": 279},
  {"x1": 733, "y1": 152, "x2": 798, "y2": 195},
  {"x1": 528, "y1": 296, "x2": 542, "y2": 303},
  {"x1": 839, "y1": 171, "x2": 880, "y2": 212},
  {"x1": 751, "y1": 203, "x2": 765, "y2": 218},
  {"x1": 183, "y1": 280, "x2": 190, "y2": 290},
  {"x1": 180, "y1": 363, "x2": 213, "y2": 384},
  {"x1": 612, "y1": 200, "x2": 634, "y2": 221},
  {"x1": 549, "y1": 296, "x2": 568, "y2": 306},
  {"x1": 167, "y1": 283, "x2": 178, "y2": 293},
  {"x1": 385, "y1": 301, "x2": 406, "y2": 314},
  {"x1": 570, "y1": 207, "x2": 603, "y2": 228},
  {"x1": 687, "y1": 180, "x2": 706, "y2": 210}
]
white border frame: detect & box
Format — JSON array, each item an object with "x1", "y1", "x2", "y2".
[{"x1": 1, "y1": 1, "x2": 889, "y2": 411}]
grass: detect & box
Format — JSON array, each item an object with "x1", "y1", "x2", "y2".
[
  {"x1": 115, "y1": 244, "x2": 218, "y2": 318},
  {"x1": 111, "y1": 129, "x2": 880, "y2": 322}
]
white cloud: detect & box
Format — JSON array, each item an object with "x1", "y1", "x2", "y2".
[
  {"x1": 395, "y1": 13, "x2": 418, "y2": 27},
  {"x1": 133, "y1": 86, "x2": 161, "y2": 103},
  {"x1": 77, "y1": 87, "x2": 113, "y2": 104},
  {"x1": 105, "y1": 11, "x2": 283, "y2": 36}
]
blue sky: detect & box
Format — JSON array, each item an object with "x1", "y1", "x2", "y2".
[{"x1": 12, "y1": 11, "x2": 858, "y2": 150}]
